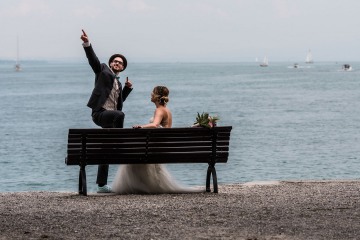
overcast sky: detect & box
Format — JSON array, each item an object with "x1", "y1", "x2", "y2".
[{"x1": 1, "y1": 0, "x2": 360, "y2": 62}]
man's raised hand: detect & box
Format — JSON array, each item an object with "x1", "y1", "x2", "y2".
[
  {"x1": 81, "y1": 29, "x2": 89, "y2": 43},
  {"x1": 125, "y1": 77, "x2": 133, "y2": 88}
]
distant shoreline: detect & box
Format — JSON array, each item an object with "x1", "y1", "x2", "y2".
[
  {"x1": 1, "y1": 59, "x2": 360, "y2": 63},
  {"x1": 1, "y1": 180, "x2": 360, "y2": 239}
]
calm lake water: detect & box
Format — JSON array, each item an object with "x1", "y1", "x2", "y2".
[{"x1": 0, "y1": 60, "x2": 359, "y2": 192}]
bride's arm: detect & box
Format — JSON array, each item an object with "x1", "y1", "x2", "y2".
[{"x1": 133, "y1": 109, "x2": 164, "y2": 128}]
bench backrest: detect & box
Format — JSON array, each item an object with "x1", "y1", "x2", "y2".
[{"x1": 65, "y1": 126, "x2": 232, "y2": 166}]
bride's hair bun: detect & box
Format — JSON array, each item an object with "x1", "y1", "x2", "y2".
[
  {"x1": 153, "y1": 86, "x2": 170, "y2": 106},
  {"x1": 159, "y1": 96, "x2": 169, "y2": 105}
]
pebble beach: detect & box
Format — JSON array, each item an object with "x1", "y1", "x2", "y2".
[{"x1": 1, "y1": 180, "x2": 360, "y2": 239}]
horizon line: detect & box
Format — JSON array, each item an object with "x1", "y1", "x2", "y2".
[{"x1": 0, "y1": 58, "x2": 358, "y2": 64}]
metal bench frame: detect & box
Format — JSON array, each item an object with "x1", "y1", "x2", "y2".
[{"x1": 65, "y1": 126, "x2": 232, "y2": 196}]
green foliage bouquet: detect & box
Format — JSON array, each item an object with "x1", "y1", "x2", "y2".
[{"x1": 192, "y1": 112, "x2": 219, "y2": 128}]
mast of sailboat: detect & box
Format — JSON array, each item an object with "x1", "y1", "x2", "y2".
[
  {"x1": 15, "y1": 35, "x2": 21, "y2": 71},
  {"x1": 17, "y1": 36, "x2": 19, "y2": 64}
]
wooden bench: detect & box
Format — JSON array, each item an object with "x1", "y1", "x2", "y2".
[{"x1": 65, "y1": 126, "x2": 232, "y2": 196}]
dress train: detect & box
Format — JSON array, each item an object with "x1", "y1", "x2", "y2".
[{"x1": 112, "y1": 164, "x2": 203, "y2": 194}]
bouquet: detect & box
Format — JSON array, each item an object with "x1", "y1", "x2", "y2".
[{"x1": 192, "y1": 112, "x2": 219, "y2": 128}]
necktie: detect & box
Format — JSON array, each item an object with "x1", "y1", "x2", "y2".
[{"x1": 114, "y1": 76, "x2": 120, "y2": 91}]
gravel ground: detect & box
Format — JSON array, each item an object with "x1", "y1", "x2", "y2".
[{"x1": 1, "y1": 180, "x2": 360, "y2": 240}]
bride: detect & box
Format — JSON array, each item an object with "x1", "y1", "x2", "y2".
[{"x1": 112, "y1": 86, "x2": 203, "y2": 194}]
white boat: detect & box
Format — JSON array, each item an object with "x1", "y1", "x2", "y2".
[
  {"x1": 305, "y1": 49, "x2": 313, "y2": 64},
  {"x1": 260, "y1": 56, "x2": 268, "y2": 67},
  {"x1": 342, "y1": 64, "x2": 352, "y2": 71},
  {"x1": 15, "y1": 36, "x2": 21, "y2": 72}
]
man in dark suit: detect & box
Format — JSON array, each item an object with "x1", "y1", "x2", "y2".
[{"x1": 81, "y1": 29, "x2": 133, "y2": 193}]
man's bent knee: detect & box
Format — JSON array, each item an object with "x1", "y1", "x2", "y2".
[{"x1": 113, "y1": 111, "x2": 125, "y2": 128}]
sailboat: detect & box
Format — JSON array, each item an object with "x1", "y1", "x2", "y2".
[
  {"x1": 305, "y1": 49, "x2": 313, "y2": 64},
  {"x1": 259, "y1": 56, "x2": 268, "y2": 67},
  {"x1": 15, "y1": 36, "x2": 21, "y2": 72}
]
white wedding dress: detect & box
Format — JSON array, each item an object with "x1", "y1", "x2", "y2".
[{"x1": 112, "y1": 120, "x2": 203, "y2": 194}]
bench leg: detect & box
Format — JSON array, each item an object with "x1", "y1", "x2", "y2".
[
  {"x1": 212, "y1": 167, "x2": 218, "y2": 193},
  {"x1": 206, "y1": 165, "x2": 218, "y2": 193},
  {"x1": 79, "y1": 165, "x2": 87, "y2": 196}
]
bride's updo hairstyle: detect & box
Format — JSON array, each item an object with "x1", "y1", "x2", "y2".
[{"x1": 152, "y1": 86, "x2": 169, "y2": 106}]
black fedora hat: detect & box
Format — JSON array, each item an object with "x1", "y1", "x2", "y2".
[{"x1": 108, "y1": 54, "x2": 127, "y2": 71}]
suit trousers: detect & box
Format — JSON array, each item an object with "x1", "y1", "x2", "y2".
[{"x1": 92, "y1": 109, "x2": 125, "y2": 186}]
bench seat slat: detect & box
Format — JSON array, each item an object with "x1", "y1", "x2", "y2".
[
  {"x1": 68, "y1": 138, "x2": 147, "y2": 144},
  {"x1": 68, "y1": 135, "x2": 220, "y2": 141},
  {"x1": 68, "y1": 143, "x2": 147, "y2": 148},
  {"x1": 68, "y1": 136, "x2": 230, "y2": 144},
  {"x1": 66, "y1": 156, "x2": 229, "y2": 165},
  {"x1": 67, "y1": 145, "x2": 229, "y2": 154},
  {"x1": 68, "y1": 132, "x2": 230, "y2": 144},
  {"x1": 85, "y1": 158, "x2": 228, "y2": 165},
  {"x1": 66, "y1": 152, "x2": 229, "y2": 165},
  {"x1": 66, "y1": 151, "x2": 229, "y2": 164},
  {"x1": 67, "y1": 141, "x2": 230, "y2": 149},
  {"x1": 148, "y1": 141, "x2": 230, "y2": 147},
  {"x1": 68, "y1": 126, "x2": 232, "y2": 134}
]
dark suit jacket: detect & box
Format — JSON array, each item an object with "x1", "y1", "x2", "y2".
[{"x1": 84, "y1": 45, "x2": 132, "y2": 112}]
